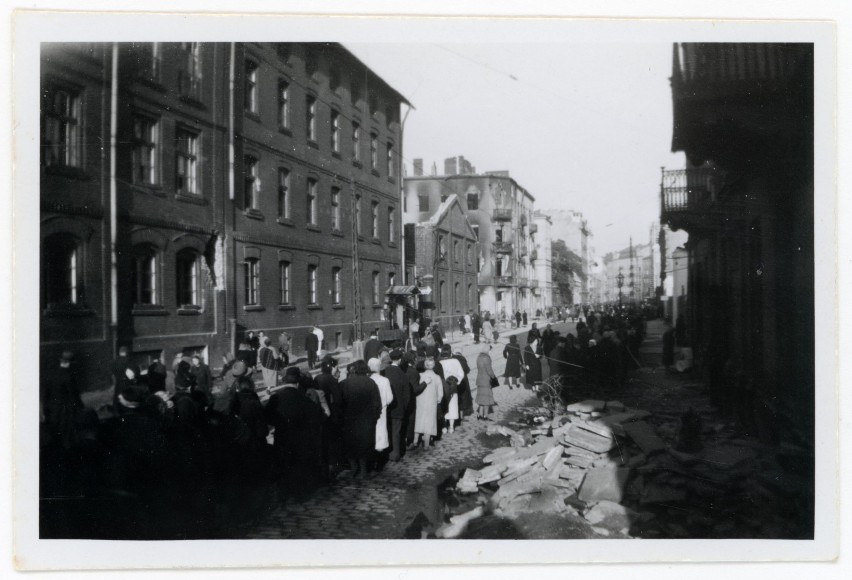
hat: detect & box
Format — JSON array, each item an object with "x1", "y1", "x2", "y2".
[
  {"x1": 403, "y1": 351, "x2": 417, "y2": 363},
  {"x1": 321, "y1": 353, "x2": 336, "y2": 365},
  {"x1": 283, "y1": 367, "x2": 301, "y2": 382},
  {"x1": 389, "y1": 349, "x2": 403, "y2": 361},
  {"x1": 231, "y1": 361, "x2": 248, "y2": 377}
]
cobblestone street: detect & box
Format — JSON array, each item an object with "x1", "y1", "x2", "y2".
[{"x1": 242, "y1": 322, "x2": 571, "y2": 539}]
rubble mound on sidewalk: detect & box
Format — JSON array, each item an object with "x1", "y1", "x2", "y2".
[{"x1": 438, "y1": 397, "x2": 801, "y2": 539}]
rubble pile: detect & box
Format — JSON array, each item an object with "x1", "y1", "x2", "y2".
[{"x1": 435, "y1": 398, "x2": 807, "y2": 539}]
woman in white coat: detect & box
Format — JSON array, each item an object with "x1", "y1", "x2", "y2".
[
  {"x1": 412, "y1": 358, "x2": 442, "y2": 450},
  {"x1": 368, "y1": 358, "x2": 394, "y2": 456}
]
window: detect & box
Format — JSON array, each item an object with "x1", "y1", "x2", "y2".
[
  {"x1": 306, "y1": 95, "x2": 317, "y2": 141},
  {"x1": 278, "y1": 80, "x2": 290, "y2": 129},
  {"x1": 244, "y1": 258, "x2": 259, "y2": 306},
  {"x1": 179, "y1": 43, "x2": 201, "y2": 98},
  {"x1": 42, "y1": 235, "x2": 82, "y2": 306},
  {"x1": 245, "y1": 60, "x2": 258, "y2": 113},
  {"x1": 454, "y1": 240, "x2": 460, "y2": 262},
  {"x1": 278, "y1": 168, "x2": 290, "y2": 219},
  {"x1": 331, "y1": 110, "x2": 340, "y2": 152},
  {"x1": 370, "y1": 132, "x2": 378, "y2": 170},
  {"x1": 439, "y1": 281, "x2": 446, "y2": 311},
  {"x1": 438, "y1": 235, "x2": 446, "y2": 257},
  {"x1": 307, "y1": 178, "x2": 317, "y2": 224},
  {"x1": 176, "y1": 249, "x2": 200, "y2": 307},
  {"x1": 471, "y1": 224, "x2": 479, "y2": 240},
  {"x1": 355, "y1": 194, "x2": 362, "y2": 236},
  {"x1": 308, "y1": 265, "x2": 318, "y2": 304},
  {"x1": 244, "y1": 156, "x2": 259, "y2": 210},
  {"x1": 279, "y1": 261, "x2": 290, "y2": 304},
  {"x1": 468, "y1": 283, "x2": 474, "y2": 306},
  {"x1": 332, "y1": 267, "x2": 341, "y2": 304},
  {"x1": 331, "y1": 187, "x2": 341, "y2": 230},
  {"x1": 175, "y1": 129, "x2": 199, "y2": 195},
  {"x1": 387, "y1": 206, "x2": 395, "y2": 241},
  {"x1": 132, "y1": 115, "x2": 159, "y2": 185},
  {"x1": 467, "y1": 243, "x2": 473, "y2": 265},
  {"x1": 386, "y1": 142, "x2": 394, "y2": 177},
  {"x1": 495, "y1": 228, "x2": 503, "y2": 243},
  {"x1": 495, "y1": 258, "x2": 504, "y2": 277},
  {"x1": 371, "y1": 201, "x2": 379, "y2": 238},
  {"x1": 351, "y1": 79, "x2": 362, "y2": 105},
  {"x1": 388, "y1": 272, "x2": 395, "y2": 287},
  {"x1": 418, "y1": 193, "x2": 429, "y2": 212},
  {"x1": 466, "y1": 191, "x2": 479, "y2": 210},
  {"x1": 372, "y1": 271, "x2": 380, "y2": 305},
  {"x1": 132, "y1": 245, "x2": 158, "y2": 305},
  {"x1": 43, "y1": 88, "x2": 82, "y2": 168},
  {"x1": 454, "y1": 282, "x2": 460, "y2": 309},
  {"x1": 352, "y1": 121, "x2": 361, "y2": 162}
]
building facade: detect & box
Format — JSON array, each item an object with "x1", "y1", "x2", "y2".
[
  {"x1": 532, "y1": 212, "x2": 553, "y2": 314},
  {"x1": 40, "y1": 42, "x2": 408, "y2": 389},
  {"x1": 404, "y1": 194, "x2": 480, "y2": 329},
  {"x1": 662, "y1": 43, "x2": 814, "y2": 451},
  {"x1": 404, "y1": 158, "x2": 537, "y2": 321},
  {"x1": 547, "y1": 209, "x2": 593, "y2": 304}
]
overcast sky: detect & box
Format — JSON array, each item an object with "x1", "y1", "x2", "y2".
[{"x1": 347, "y1": 43, "x2": 686, "y2": 255}]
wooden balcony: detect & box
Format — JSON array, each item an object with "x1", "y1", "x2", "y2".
[{"x1": 495, "y1": 275, "x2": 514, "y2": 287}]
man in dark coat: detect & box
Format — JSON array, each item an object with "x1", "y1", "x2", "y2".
[
  {"x1": 383, "y1": 350, "x2": 412, "y2": 461},
  {"x1": 190, "y1": 354, "x2": 214, "y2": 403},
  {"x1": 403, "y1": 352, "x2": 426, "y2": 449},
  {"x1": 522, "y1": 311, "x2": 529, "y2": 326},
  {"x1": 305, "y1": 329, "x2": 320, "y2": 370},
  {"x1": 452, "y1": 349, "x2": 474, "y2": 417},
  {"x1": 247, "y1": 331, "x2": 260, "y2": 368},
  {"x1": 266, "y1": 367, "x2": 325, "y2": 495},
  {"x1": 111, "y1": 346, "x2": 139, "y2": 389},
  {"x1": 515, "y1": 310, "x2": 522, "y2": 328},
  {"x1": 363, "y1": 331, "x2": 384, "y2": 363},
  {"x1": 541, "y1": 323, "x2": 557, "y2": 357},
  {"x1": 316, "y1": 355, "x2": 344, "y2": 475},
  {"x1": 41, "y1": 350, "x2": 84, "y2": 450},
  {"x1": 339, "y1": 360, "x2": 382, "y2": 478},
  {"x1": 146, "y1": 354, "x2": 167, "y2": 393},
  {"x1": 471, "y1": 312, "x2": 482, "y2": 344}
]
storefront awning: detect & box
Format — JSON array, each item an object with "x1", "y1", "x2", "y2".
[{"x1": 385, "y1": 285, "x2": 421, "y2": 296}]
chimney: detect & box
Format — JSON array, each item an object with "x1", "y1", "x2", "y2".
[
  {"x1": 431, "y1": 162, "x2": 437, "y2": 176},
  {"x1": 444, "y1": 157, "x2": 458, "y2": 176},
  {"x1": 413, "y1": 158, "x2": 423, "y2": 176}
]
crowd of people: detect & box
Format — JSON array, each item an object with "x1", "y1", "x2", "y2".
[{"x1": 39, "y1": 307, "x2": 649, "y2": 538}]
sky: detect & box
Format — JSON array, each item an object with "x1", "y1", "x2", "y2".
[{"x1": 347, "y1": 43, "x2": 685, "y2": 256}]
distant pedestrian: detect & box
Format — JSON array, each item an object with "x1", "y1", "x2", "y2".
[
  {"x1": 522, "y1": 311, "x2": 529, "y2": 326},
  {"x1": 502, "y1": 335, "x2": 522, "y2": 389},
  {"x1": 384, "y1": 350, "x2": 412, "y2": 462},
  {"x1": 475, "y1": 344, "x2": 498, "y2": 420},
  {"x1": 41, "y1": 350, "x2": 83, "y2": 449},
  {"x1": 190, "y1": 354, "x2": 213, "y2": 404},
  {"x1": 515, "y1": 311, "x2": 522, "y2": 328},
  {"x1": 363, "y1": 331, "x2": 383, "y2": 362},
  {"x1": 246, "y1": 331, "x2": 260, "y2": 368},
  {"x1": 452, "y1": 349, "x2": 474, "y2": 418},
  {"x1": 471, "y1": 312, "x2": 482, "y2": 344},
  {"x1": 258, "y1": 338, "x2": 286, "y2": 391},
  {"x1": 541, "y1": 323, "x2": 556, "y2": 357},
  {"x1": 481, "y1": 318, "x2": 494, "y2": 344},
  {"x1": 439, "y1": 345, "x2": 464, "y2": 433},
  {"x1": 411, "y1": 358, "x2": 442, "y2": 450},
  {"x1": 368, "y1": 358, "x2": 394, "y2": 468},
  {"x1": 277, "y1": 331, "x2": 291, "y2": 366},
  {"x1": 524, "y1": 337, "x2": 543, "y2": 391}
]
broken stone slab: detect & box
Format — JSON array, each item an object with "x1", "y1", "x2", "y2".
[
  {"x1": 512, "y1": 437, "x2": 561, "y2": 460},
  {"x1": 449, "y1": 505, "x2": 485, "y2": 526},
  {"x1": 542, "y1": 445, "x2": 565, "y2": 471},
  {"x1": 562, "y1": 425, "x2": 616, "y2": 453},
  {"x1": 493, "y1": 478, "x2": 543, "y2": 502},
  {"x1": 591, "y1": 409, "x2": 654, "y2": 437},
  {"x1": 456, "y1": 480, "x2": 479, "y2": 494},
  {"x1": 559, "y1": 441, "x2": 604, "y2": 459},
  {"x1": 623, "y1": 421, "x2": 667, "y2": 455},
  {"x1": 566, "y1": 400, "x2": 606, "y2": 413},
  {"x1": 484, "y1": 447, "x2": 518, "y2": 464},
  {"x1": 583, "y1": 500, "x2": 638, "y2": 528},
  {"x1": 577, "y1": 467, "x2": 632, "y2": 503},
  {"x1": 486, "y1": 425, "x2": 520, "y2": 438},
  {"x1": 564, "y1": 455, "x2": 595, "y2": 469},
  {"x1": 460, "y1": 468, "x2": 482, "y2": 482}
]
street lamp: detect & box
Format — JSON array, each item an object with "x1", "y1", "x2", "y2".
[{"x1": 616, "y1": 270, "x2": 624, "y2": 307}]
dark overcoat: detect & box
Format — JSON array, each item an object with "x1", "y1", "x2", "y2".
[{"x1": 339, "y1": 375, "x2": 382, "y2": 459}]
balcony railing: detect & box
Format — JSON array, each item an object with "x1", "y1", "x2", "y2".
[
  {"x1": 661, "y1": 168, "x2": 720, "y2": 214},
  {"x1": 529, "y1": 279, "x2": 539, "y2": 289},
  {"x1": 529, "y1": 223, "x2": 538, "y2": 234},
  {"x1": 493, "y1": 241, "x2": 512, "y2": 254},
  {"x1": 492, "y1": 208, "x2": 512, "y2": 221},
  {"x1": 520, "y1": 246, "x2": 528, "y2": 257},
  {"x1": 530, "y1": 248, "x2": 538, "y2": 261},
  {"x1": 495, "y1": 275, "x2": 514, "y2": 287},
  {"x1": 520, "y1": 214, "x2": 528, "y2": 226},
  {"x1": 518, "y1": 277, "x2": 530, "y2": 288}
]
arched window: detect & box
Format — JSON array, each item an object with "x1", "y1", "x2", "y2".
[
  {"x1": 176, "y1": 248, "x2": 201, "y2": 307},
  {"x1": 42, "y1": 234, "x2": 82, "y2": 307},
  {"x1": 308, "y1": 265, "x2": 318, "y2": 305},
  {"x1": 439, "y1": 280, "x2": 447, "y2": 312},
  {"x1": 454, "y1": 282, "x2": 460, "y2": 311},
  {"x1": 244, "y1": 258, "x2": 259, "y2": 306},
  {"x1": 372, "y1": 271, "x2": 380, "y2": 305},
  {"x1": 132, "y1": 244, "x2": 159, "y2": 305}
]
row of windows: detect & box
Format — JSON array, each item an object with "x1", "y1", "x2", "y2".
[
  {"x1": 437, "y1": 235, "x2": 477, "y2": 267},
  {"x1": 436, "y1": 280, "x2": 478, "y2": 314},
  {"x1": 42, "y1": 235, "x2": 206, "y2": 311},
  {"x1": 243, "y1": 158, "x2": 397, "y2": 240},
  {"x1": 244, "y1": 258, "x2": 395, "y2": 308},
  {"x1": 244, "y1": 60, "x2": 396, "y2": 177}
]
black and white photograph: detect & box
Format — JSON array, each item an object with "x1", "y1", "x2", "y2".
[{"x1": 8, "y1": 5, "x2": 841, "y2": 572}]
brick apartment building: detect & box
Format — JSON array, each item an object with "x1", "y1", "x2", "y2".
[
  {"x1": 404, "y1": 157, "x2": 537, "y2": 321},
  {"x1": 40, "y1": 42, "x2": 409, "y2": 389}
]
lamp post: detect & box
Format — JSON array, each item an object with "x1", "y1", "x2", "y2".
[{"x1": 616, "y1": 270, "x2": 624, "y2": 308}]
